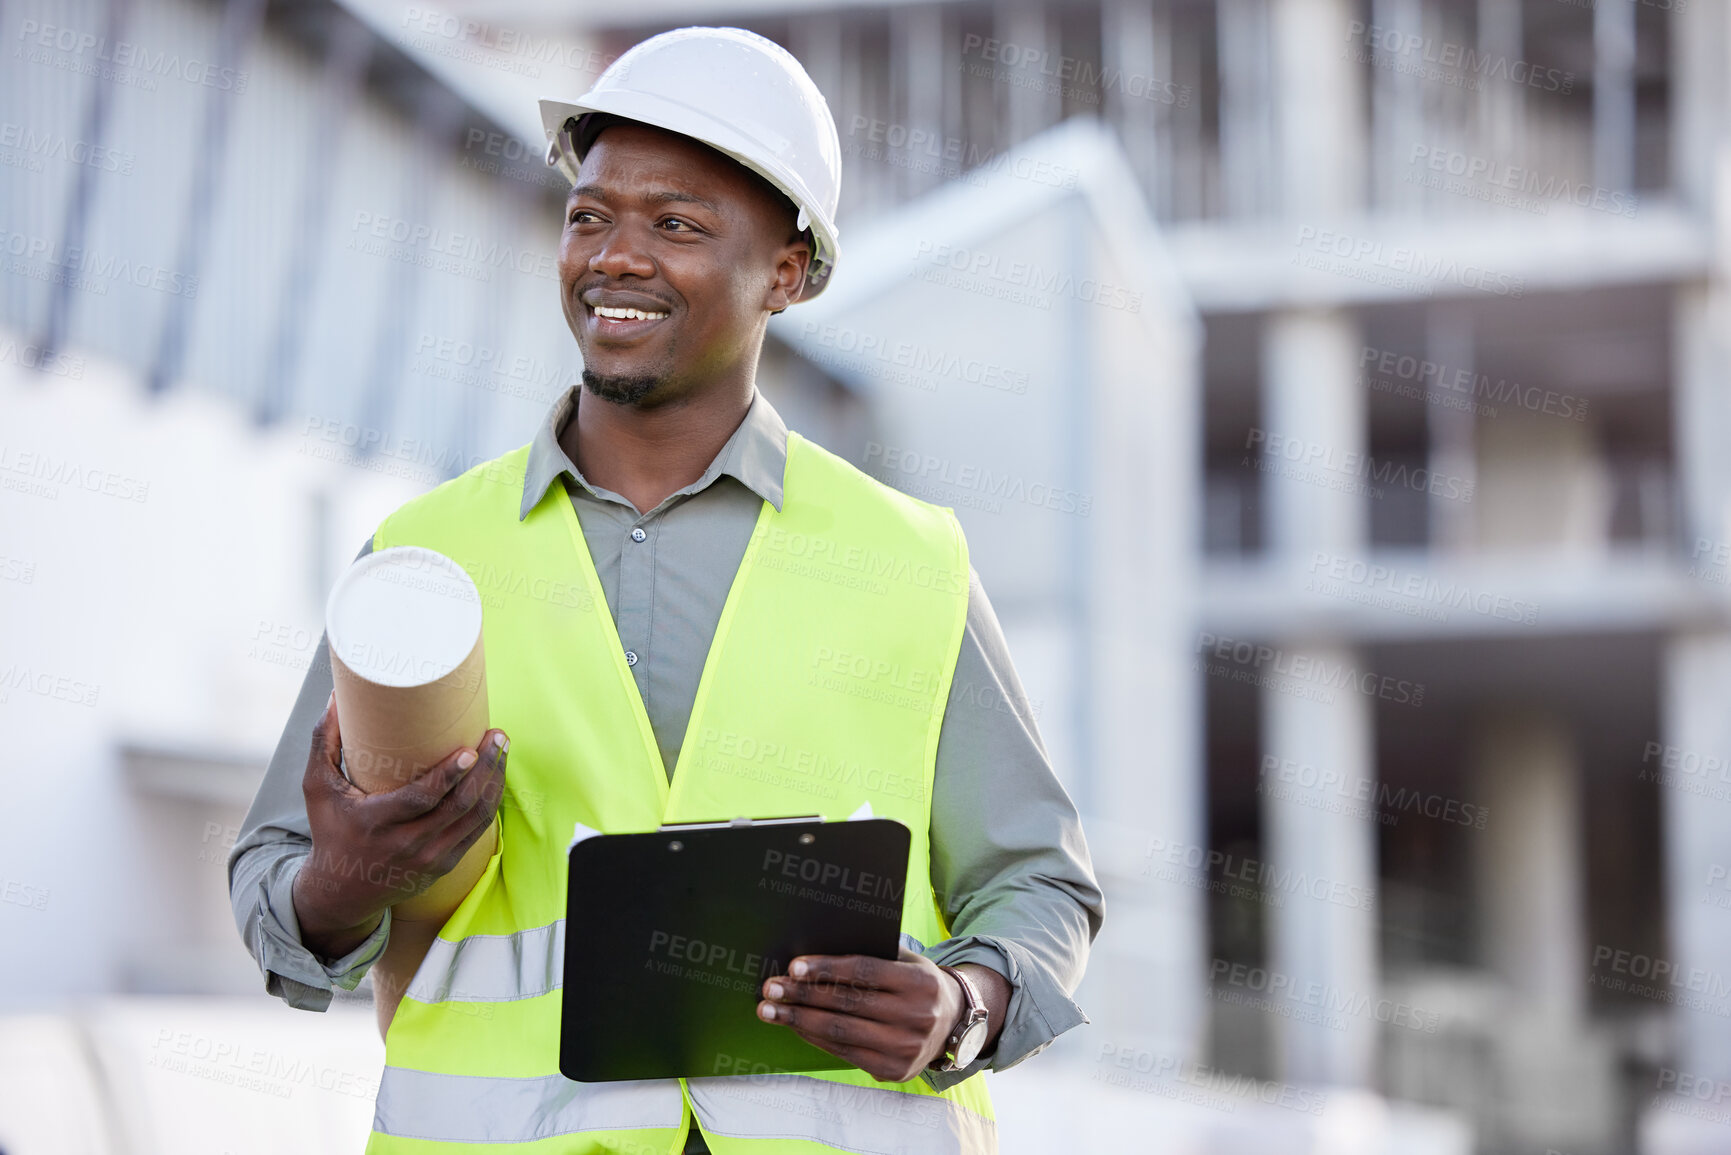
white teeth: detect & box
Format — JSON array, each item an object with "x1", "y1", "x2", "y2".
[{"x1": 593, "y1": 305, "x2": 668, "y2": 321}]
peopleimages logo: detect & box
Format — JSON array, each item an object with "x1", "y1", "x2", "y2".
[
  {"x1": 1245, "y1": 428, "x2": 1474, "y2": 503},
  {"x1": 911, "y1": 240, "x2": 1144, "y2": 313},
  {"x1": 862, "y1": 441, "x2": 1092, "y2": 517},
  {"x1": 0, "y1": 336, "x2": 84, "y2": 379},
  {"x1": 960, "y1": 35, "x2": 1193, "y2": 108},
  {"x1": 1259, "y1": 754, "x2": 1491, "y2": 830},
  {"x1": 693, "y1": 726, "x2": 927, "y2": 804},
  {"x1": 1590, "y1": 945, "x2": 1731, "y2": 1014},
  {"x1": 1210, "y1": 959, "x2": 1442, "y2": 1034},
  {"x1": 0, "y1": 228, "x2": 198, "y2": 298},
  {"x1": 846, "y1": 117, "x2": 1079, "y2": 190},
  {"x1": 0, "y1": 444, "x2": 150, "y2": 503},
  {"x1": 399, "y1": 8, "x2": 618, "y2": 76},
  {"x1": 1093, "y1": 1043, "x2": 1328, "y2": 1115},
  {"x1": 1359, "y1": 345, "x2": 1588, "y2": 421},
  {"x1": 760, "y1": 848, "x2": 905, "y2": 922},
  {"x1": 1293, "y1": 226, "x2": 1526, "y2": 297},
  {"x1": 1705, "y1": 865, "x2": 1731, "y2": 911},
  {"x1": 0, "y1": 664, "x2": 100, "y2": 708},
  {"x1": 1195, "y1": 632, "x2": 1425, "y2": 707},
  {"x1": 347, "y1": 212, "x2": 558, "y2": 283},
  {"x1": 1141, "y1": 836, "x2": 1378, "y2": 912},
  {"x1": 459, "y1": 129, "x2": 569, "y2": 192},
  {"x1": 17, "y1": 19, "x2": 249, "y2": 92},
  {"x1": 1344, "y1": 20, "x2": 1574, "y2": 94},
  {"x1": 0, "y1": 122, "x2": 134, "y2": 175},
  {"x1": 1637, "y1": 741, "x2": 1731, "y2": 804},
  {"x1": 0, "y1": 878, "x2": 50, "y2": 912},
  {"x1": 799, "y1": 322, "x2": 1030, "y2": 395},
  {"x1": 1407, "y1": 145, "x2": 1638, "y2": 218},
  {"x1": 0, "y1": 555, "x2": 36, "y2": 585},
  {"x1": 645, "y1": 929, "x2": 784, "y2": 995},
  {"x1": 1306, "y1": 550, "x2": 1537, "y2": 627}
]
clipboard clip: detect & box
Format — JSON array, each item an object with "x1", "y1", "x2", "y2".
[{"x1": 656, "y1": 814, "x2": 824, "y2": 832}]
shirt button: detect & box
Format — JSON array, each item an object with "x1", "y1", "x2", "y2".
[
  {"x1": 630, "y1": 527, "x2": 647, "y2": 543},
  {"x1": 624, "y1": 650, "x2": 639, "y2": 667}
]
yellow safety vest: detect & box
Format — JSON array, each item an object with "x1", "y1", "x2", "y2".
[{"x1": 362, "y1": 430, "x2": 998, "y2": 1154}]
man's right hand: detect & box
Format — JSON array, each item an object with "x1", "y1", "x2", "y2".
[{"x1": 291, "y1": 692, "x2": 509, "y2": 961}]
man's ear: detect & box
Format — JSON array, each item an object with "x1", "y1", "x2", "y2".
[{"x1": 766, "y1": 235, "x2": 812, "y2": 316}]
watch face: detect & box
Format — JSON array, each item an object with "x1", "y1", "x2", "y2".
[{"x1": 953, "y1": 1019, "x2": 988, "y2": 1068}]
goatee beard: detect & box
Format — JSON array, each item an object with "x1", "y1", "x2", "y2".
[{"x1": 582, "y1": 368, "x2": 661, "y2": 406}]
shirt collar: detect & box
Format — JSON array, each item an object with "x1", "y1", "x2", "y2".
[{"x1": 519, "y1": 383, "x2": 788, "y2": 521}]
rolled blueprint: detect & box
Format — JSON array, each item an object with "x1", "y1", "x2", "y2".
[{"x1": 325, "y1": 546, "x2": 497, "y2": 1035}]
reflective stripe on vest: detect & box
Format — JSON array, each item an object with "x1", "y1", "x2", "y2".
[
  {"x1": 364, "y1": 431, "x2": 993, "y2": 1154},
  {"x1": 373, "y1": 1067, "x2": 684, "y2": 1142},
  {"x1": 405, "y1": 920, "x2": 565, "y2": 1004},
  {"x1": 404, "y1": 923, "x2": 924, "y2": 1005},
  {"x1": 688, "y1": 1075, "x2": 996, "y2": 1154},
  {"x1": 372, "y1": 1068, "x2": 995, "y2": 1153}
]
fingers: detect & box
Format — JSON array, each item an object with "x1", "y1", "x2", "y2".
[
  {"x1": 445, "y1": 731, "x2": 510, "y2": 821},
  {"x1": 782, "y1": 954, "x2": 907, "y2": 994},
  {"x1": 755, "y1": 999, "x2": 926, "y2": 1082},
  {"x1": 474, "y1": 729, "x2": 510, "y2": 805},
  {"x1": 425, "y1": 738, "x2": 509, "y2": 864},
  {"x1": 763, "y1": 958, "x2": 943, "y2": 1029},
  {"x1": 762, "y1": 967, "x2": 883, "y2": 1020},
  {"x1": 398, "y1": 746, "x2": 481, "y2": 817},
  {"x1": 320, "y1": 691, "x2": 341, "y2": 753},
  {"x1": 448, "y1": 798, "x2": 500, "y2": 858},
  {"x1": 756, "y1": 998, "x2": 902, "y2": 1061},
  {"x1": 383, "y1": 734, "x2": 510, "y2": 870},
  {"x1": 380, "y1": 730, "x2": 509, "y2": 823},
  {"x1": 756, "y1": 953, "x2": 949, "y2": 1081},
  {"x1": 416, "y1": 805, "x2": 495, "y2": 884},
  {"x1": 304, "y1": 693, "x2": 361, "y2": 801}
]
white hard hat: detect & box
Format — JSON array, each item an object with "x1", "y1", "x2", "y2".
[{"x1": 540, "y1": 27, "x2": 842, "y2": 301}]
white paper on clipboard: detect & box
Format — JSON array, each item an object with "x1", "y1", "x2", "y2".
[{"x1": 567, "y1": 821, "x2": 602, "y2": 854}]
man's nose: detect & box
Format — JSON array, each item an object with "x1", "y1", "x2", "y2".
[{"x1": 589, "y1": 225, "x2": 656, "y2": 279}]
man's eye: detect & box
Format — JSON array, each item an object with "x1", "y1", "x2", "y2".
[
  {"x1": 569, "y1": 209, "x2": 599, "y2": 225},
  {"x1": 662, "y1": 218, "x2": 696, "y2": 232}
]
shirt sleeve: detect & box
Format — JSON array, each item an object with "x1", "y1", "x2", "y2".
[
  {"x1": 227, "y1": 538, "x2": 389, "y2": 1011},
  {"x1": 918, "y1": 566, "x2": 1106, "y2": 1092}
]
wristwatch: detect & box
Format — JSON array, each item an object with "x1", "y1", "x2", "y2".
[{"x1": 930, "y1": 965, "x2": 990, "y2": 1072}]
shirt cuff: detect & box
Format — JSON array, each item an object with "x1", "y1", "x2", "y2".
[
  {"x1": 256, "y1": 855, "x2": 392, "y2": 1011},
  {"x1": 917, "y1": 933, "x2": 1090, "y2": 1092}
]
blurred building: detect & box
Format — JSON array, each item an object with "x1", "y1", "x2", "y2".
[{"x1": 3, "y1": 0, "x2": 1730, "y2": 1153}]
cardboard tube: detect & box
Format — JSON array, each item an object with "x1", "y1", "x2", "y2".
[{"x1": 325, "y1": 546, "x2": 497, "y2": 1037}]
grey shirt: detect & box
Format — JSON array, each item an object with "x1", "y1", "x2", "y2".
[{"x1": 228, "y1": 383, "x2": 1104, "y2": 1089}]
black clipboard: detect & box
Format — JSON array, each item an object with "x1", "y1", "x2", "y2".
[{"x1": 559, "y1": 815, "x2": 911, "y2": 1083}]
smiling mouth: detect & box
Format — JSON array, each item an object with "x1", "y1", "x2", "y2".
[
  {"x1": 584, "y1": 302, "x2": 672, "y2": 342},
  {"x1": 591, "y1": 304, "x2": 669, "y2": 321}
]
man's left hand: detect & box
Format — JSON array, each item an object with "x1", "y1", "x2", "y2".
[{"x1": 757, "y1": 947, "x2": 1004, "y2": 1083}]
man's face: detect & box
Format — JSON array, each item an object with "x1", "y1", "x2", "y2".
[{"x1": 557, "y1": 122, "x2": 810, "y2": 406}]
